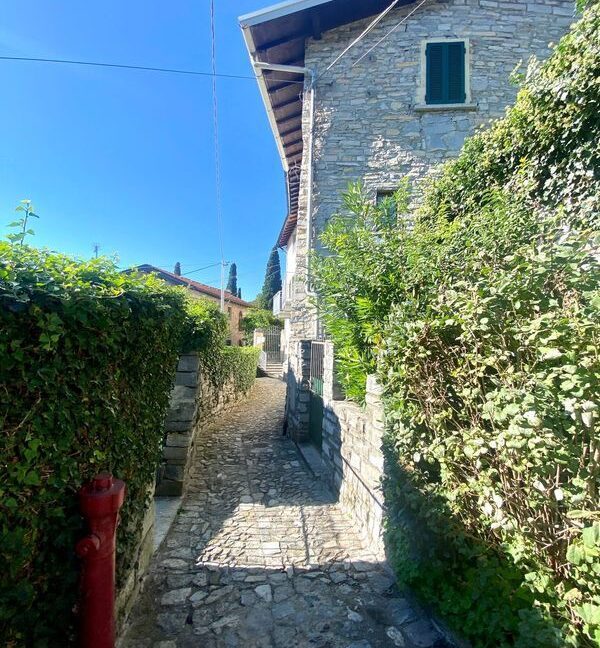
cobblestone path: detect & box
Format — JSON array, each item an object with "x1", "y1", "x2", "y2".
[{"x1": 121, "y1": 378, "x2": 449, "y2": 648}]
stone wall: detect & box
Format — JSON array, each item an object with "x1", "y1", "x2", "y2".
[
  {"x1": 286, "y1": 340, "x2": 386, "y2": 556},
  {"x1": 288, "y1": 0, "x2": 575, "y2": 342},
  {"x1": 321, "y1": 343, "x2": 386, "y2": 558},
  {"x1": 116, "y1": 485, "x2": 155, "y2": 629},
  {"x1": 285, "y1": 339, "x2": 312, "y2": 443},
  {"x1": 156, "y1": 352, "x2": 254, "y2": 496}
]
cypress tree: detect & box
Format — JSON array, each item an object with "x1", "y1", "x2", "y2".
[
  {"x1": 237, "y1": 288, "x2": 242, "y2": 299},
  {"x1": 226, "y1": 263, "x2": 237, "y2": 294},
  {"x1": 258, "y1": 247, "x2": 282, "y2": 309}
]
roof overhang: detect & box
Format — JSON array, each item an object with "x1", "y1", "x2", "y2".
[{"x1": 240, "y1": 0, "x2": 413, "y2": 246}]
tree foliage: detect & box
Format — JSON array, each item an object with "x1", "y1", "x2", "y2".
[
  {"x1": 226, "y1": 262, "x2": 238, "y2": 295},
  {"x1": 255, "y1": 247, "x2": 282, "y2": 310},
  {"x1": 240, "y1": 308, "x2": 283, "y2": 344},
  {"x1": 0, "y1": 243, "x2": 251, "y2": 645},
  {"x1": 313, "y1": 6, "x2": 600, "y2": 646}
]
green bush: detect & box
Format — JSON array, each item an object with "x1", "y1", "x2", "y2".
[
  {"x1": 218, "y1": 346, "x2": 261, "y2": 394},
  {"x1": 314, "y1": 6, "x2": 600, "y2": 647},
  {"x1": 240, "y1": 308, "x2": 282, "y2": 344},
  {"x1": 0, "y1": 244, "x2": 228, "y2": 645},
  {"x1": 182, "y1": 297, "x2": 228, "y2": 353}
]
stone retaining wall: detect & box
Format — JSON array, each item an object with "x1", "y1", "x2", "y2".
[
  {"x1": 321, "y1": 343, "x2": 386, "y2": 558},
  {"x1": 286, "y1": 340, "x2": 386, "y2": 557},
  {"x1": 156, "y1": 352, "x2": 254, "y2": 496},
  {"x1": 116, "y1": 485, "x2": 155, "y2": 629}
]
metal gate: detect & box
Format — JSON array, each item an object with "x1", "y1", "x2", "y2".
[
  {"x1": 264, "y1": 326, "x2": 283, "y2": 364},
  {"x1": 308, "y1": 341, "x2": 325, "y2": 449}
]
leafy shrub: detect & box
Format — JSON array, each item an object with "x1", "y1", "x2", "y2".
[
  {"x1": 217, "y1": 346, "x2": 261, "y2": 394},
  {"x1": 181, "y1": 297, "x2": 228, "y2": 353},
  {"x1": 0, "y1": 244, "x2": 230, "y2": 645},
  {"x1": 240, "y1": 308, "x2": 282, "y2": 344},
  {"x1": 312, "y1": 181, "x2": 411, "y2": 401},
  {"x1": 314, "y1": 6, "x2": 600, "y2": 647}
]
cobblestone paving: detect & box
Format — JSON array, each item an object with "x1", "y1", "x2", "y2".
[{"x1": 121, "y1": 378, "x2": 450, "y2": 648}]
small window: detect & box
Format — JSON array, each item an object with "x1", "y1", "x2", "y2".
[
  {"x1": 238, "y1": 311, "x2": 243, "y2": 331},
  {"x1": 426, "y1": 41, "x2": 466, "y2": 105}
]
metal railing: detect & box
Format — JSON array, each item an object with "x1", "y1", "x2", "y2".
[
  {"x1": 272, "y1": 290, "x2": 283, "y2": 316},
  {"x1": 309, "y1": 341, "x2": 325, "y2": 396},
  {"x1": 272, "y1": 274, "x2": 294, "y2": 316}
]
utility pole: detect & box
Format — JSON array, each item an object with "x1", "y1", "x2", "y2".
[{"x1": 93, "y1": 243, "x2": 99, "y2": 259}]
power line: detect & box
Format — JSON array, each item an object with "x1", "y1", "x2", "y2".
[
  {"x1": 351, "y1": 0, "x2": 431, "y2": 69},
  {"x1": 317, "y1": 0, "x2": 402, "y2": 81},
  {"x1": 184, "y1": 261, "x2": 222, "y2": 276},
  {"x1": 0, "y1": 55, "x2": 304, "y2": 84}
]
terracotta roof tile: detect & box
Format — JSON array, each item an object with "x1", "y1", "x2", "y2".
[{"x1": 134, "y1": 265, "x2": 252, "y2": 307}]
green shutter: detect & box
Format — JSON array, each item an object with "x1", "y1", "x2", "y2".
[
  {"x1": 426, "y1": 41, "x2": 466, "y2": 104},
  {"x1": 426, "y1": 43, "x2": 444, "y2": 104}
]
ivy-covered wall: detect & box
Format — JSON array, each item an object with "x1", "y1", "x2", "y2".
[
  {"x1": 0, "y1": 245, "x2": 244, "y2": 646},
  {"x1": 313, "y1": 5, "x2": 599, "y2": 647}
]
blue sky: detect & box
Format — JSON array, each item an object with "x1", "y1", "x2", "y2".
[{"x1": 0, "y1": 1, "x2": 285, "y2": 299}]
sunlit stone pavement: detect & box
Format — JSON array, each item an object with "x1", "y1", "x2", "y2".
[{"x1": 120, "y1": 377, "x2": 450, "y2": 648}]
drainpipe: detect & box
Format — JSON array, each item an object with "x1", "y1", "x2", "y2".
[{"x1": 251, "y1": 61, "x2": 317, "y2": 302}]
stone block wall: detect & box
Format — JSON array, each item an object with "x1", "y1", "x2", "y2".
[
  {"x1": 156, "y1": 352, "x2": 253, "y2": 496},
  {"x1": 288, "y1": 0, "x2": 575, "y2": 342},
  {"x1": 285, "y1": 340, "x2": 386, "y2": 556},
  {"x1": 321, "y1": 342, "x2": 386, "y2": 558},
  {"x1": 116, "y1": 484, "x2": 155, "y2": 629},
  {"x1": 285, "y1": 339, "x2": 312, "y2": 443}
]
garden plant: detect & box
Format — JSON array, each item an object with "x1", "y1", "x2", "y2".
[{"x1": 313, "y1": 5, "x2": 600, "y2": 646}]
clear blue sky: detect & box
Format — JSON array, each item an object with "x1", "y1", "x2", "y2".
[{"x1": 0, "y1": 1, "x2": 285, "y2": 300}]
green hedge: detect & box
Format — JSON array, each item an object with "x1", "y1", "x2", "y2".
[
  {"x1": 217, "y1": 346, "x2": 261, "y2": 394},
  {"x1": 314, "y1": 6, "x2": 599, "y2": 647},
  {"x1": 0, "y1": 245, "x2": 229, "y2": 645},
  {"x1": 181, "y1": 297, "x2": 228, "y2": 354}
]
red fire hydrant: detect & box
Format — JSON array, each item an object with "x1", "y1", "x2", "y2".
[{"x1": 76, "y1": 473, "x2": 126, "y2": 648}]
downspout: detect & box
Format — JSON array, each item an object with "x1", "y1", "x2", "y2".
[
  {"x1": 304, "y1": 70, "x2": 317, "y2": 299},
  {"x1": 251, "y1": 61, "x2": 317, "y2": 299}
]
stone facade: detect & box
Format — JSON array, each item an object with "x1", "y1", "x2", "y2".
[
  {"x1": 156, "y1": 352, "x2": 254, "y2": 496},
  {"x1": 288, "y1": 0, "x2": 575, "y2": 341},
  {"x1": 285, "y1": 339, "x2": 312, "y2": 442}
]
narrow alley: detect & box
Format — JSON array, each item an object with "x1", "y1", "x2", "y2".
[{"x1": 121, "y1": 377, "x2": 447, "y2": 648}]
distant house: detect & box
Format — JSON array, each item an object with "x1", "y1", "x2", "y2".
[{"x1": 135, "y1": 264, "x2": 252, "y2": 346}]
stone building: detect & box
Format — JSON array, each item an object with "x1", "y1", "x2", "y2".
[
  {"x1": 241, "y1": 0, "x2": 574, "y2": 412},
  {"x1": 239, "y1": 0, "x2": 575, "y2": 552},
  {"x1": 135, "y1": 264, "x2": 252, "y2": 346}
]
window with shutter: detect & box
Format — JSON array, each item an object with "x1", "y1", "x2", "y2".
[{"x1": 425, "y1": 41, "x2": 466, "y2": 105}]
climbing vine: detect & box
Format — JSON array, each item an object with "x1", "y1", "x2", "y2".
[{"x1": 0, "y1": 243, "x2": 247, "y2": 645}]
